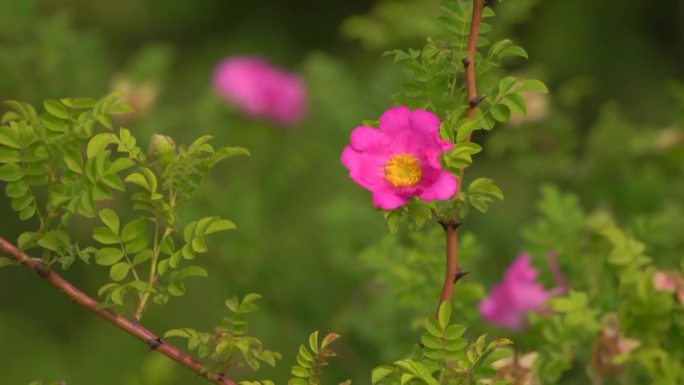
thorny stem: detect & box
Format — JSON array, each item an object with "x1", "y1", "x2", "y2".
[
  {"x1": 437, "y1": 0, "x2": 484, "y2": 313},
  {"x1": 0, "y1": 235, "x2": 236, "y2": 385}
]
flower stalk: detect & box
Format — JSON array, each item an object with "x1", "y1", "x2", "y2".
[{"x1": 436, "y1": 0, "x2": 485, "y2": 312}]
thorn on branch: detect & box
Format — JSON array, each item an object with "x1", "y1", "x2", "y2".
[
  {"x1": 454, "y1": 268, "x2": 471, "y2": 283},
  {"x1": 147, "y1": 337, "x2": 162, "y2": 350},
  {"x1": 438, "y1": 220, "x2": 460, "y2": 231},
  {"x1": 461, "y1": 58, "x2": 471, "y2": 68},
  {"x1": 34, "y1": 262, "x2": 50, "y2": 278},
  {"x1": 469, "y1": 95, "x2": 485, "y2": 108}
]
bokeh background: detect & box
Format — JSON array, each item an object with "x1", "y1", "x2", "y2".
[{"x1": 1, "y1": 0, "x2": 683, "y2": 384}]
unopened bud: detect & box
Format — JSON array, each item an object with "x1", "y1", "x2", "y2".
[{"x1": 148, "y1": 134, "x2": 176, "y2": 165}]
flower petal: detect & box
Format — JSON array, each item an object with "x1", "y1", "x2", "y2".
[
  {"x1": 378, "y1": 106, "x2": 411, "y2": 133},
  {"x1": 350, "y1": 126, "x2": 387, "y2": 152},
  {"x1": 372, "y1": 190, "x2": 408, "y2": 210},
  {"x1": 410, "y1": 109, "x2": 440, "y2": 135},
  {"x1": 341, "y1": 146, "x2": 385, "y2": 189},
  {"x1": 418, "y1": 172, "x2": 457, "y2": 201}
]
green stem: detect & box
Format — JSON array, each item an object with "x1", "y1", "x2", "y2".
[{"x1": 134, "y1": 222, "x2": 170, "y2": 321}]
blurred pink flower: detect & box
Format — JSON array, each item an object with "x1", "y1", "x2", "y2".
[
  {"x1": 480, "y1": 254, "x2": 565, "y2": 330},
  {"x1": 340, "y1": 106, "x2": 457, "y2": 210},
  {"x1": 212, "y1": 56, "x2": 307, "y2": 126},
  {"x1": 652, "y1": 270, "x2": 684, "y2": 305}
]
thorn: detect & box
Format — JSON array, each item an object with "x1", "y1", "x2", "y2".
[
  {"x1": 461, "y1": 58, "x2": 471, "y2": 68},
  {"x1": 438, "y1": 220, "x2": 460, "y2": 231},
  {"x1": 469, "y1": 95, "x2": 485, "y2": 108},
  {"x1": 454, "y1": 268, "x2": 471, "y2": 283},
  {"x1": 147, "y1": 337, "x2": 162, "y2": 350},
  {"x1": 34, "y1": 262, "x2": 50, "y2": 278}
]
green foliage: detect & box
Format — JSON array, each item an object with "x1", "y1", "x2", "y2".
[
  {"x1": 165, "y1": 293, "x2": 282, "y2": 374},
  {"x1": 361, "y1": 226, "x2": 484, "y2": 324},
  {"x1": 530, "y1": 291, "x2": 600, "y2": 383},
  {"x1": 371, "y1": 302, "x2": 512, "y2": 385},
  {"x1": 376, "y1": 0, "x2": 545, "y2": 230},
  {"x1": 0, "y1": 94, "x2": 248, "y2": 320},
  {"x1": 288, "y1": 330, "x2": 342, "y2": 385},
  {"x1": 521, "y1": 187, "x2": 684, "y2": 384}
]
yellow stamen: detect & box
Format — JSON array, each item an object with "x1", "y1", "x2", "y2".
[{"x1": 385, "y1": 153, "x2": 422, "y2": 188}]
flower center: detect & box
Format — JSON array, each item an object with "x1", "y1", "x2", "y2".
[{"x1": 384, "y1": 153, "x2": 422, "y2": 188}]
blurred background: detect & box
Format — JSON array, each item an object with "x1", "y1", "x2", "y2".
[{"x1": 1, "y1": 0, "x2": 683, "y2": 384}]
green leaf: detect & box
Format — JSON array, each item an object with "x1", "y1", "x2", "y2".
[
  {"x1": 121, "y1": 219, "x2": 146, "y2": 242},
  {"x1": 87, "y1": 133, "x2": 119, "y2": 159},
  {"x1": 502, "y1": 93, "x2": 527, "y2": 114},
  {"x1": 95, "y1": 247, "x2": 124, "y2": 266},
  {"x1": 98, "y1": 209, "x2": 120, "y2": 234},
  {"x1": 438, "y1": 301, "x2": 452, "y2": 329},
  {"x1": 191, "y1": 236, "x2": 207, "y2": 253},
  {"x1": 205, "y1": 219, "x2": 236, "y2": 234},
  {"x1": 445, "y1": 324, "x2": 467, "y2": 340},
  {"x1": 288, "y1": 379, "x2": 307, "y2": 385},
  {"x1": 0, "y1": 148, "x2": 20, "y2": 163},
  {"x1": 291, "y1": 365, "x2": 310, "y2": 378},
  {"x1": 6, "y1": 181, "x2": 28, "y2": 198},
  {"x1": 124, "y1": 234, "x2": 149, "y2": 254},
  {"x1": 43, "y1": 100, "x2": 70, "y2": 119},
  {"x1": 0, "y1": 163, "x2": 23, "y2": 182},
  {"x1": 243, "y1": 293, "x2": 263, "y2": 304},
  {"x1": 19, "y1": 205, "x2": 36, "y2": 221},
  {"x1": 499, "y1": 45, "x2": 528, "y2": 59},
  {"x1": 107, "y1": 158, "x2": 135, "y2": 175},
  {"x1": 38, "y1": 230, "x2": 70, "y2": 252},
  {"x1": 110, "y1": 262, "x2": 131, "y2": 281},
  {"x1": 60, "y1": 97, "x2": 96, "y2": 108},
  {"x1": 64, "y1": 149, "x2": 84, "y2": 174},
  {"x1": 468, "y1": 178, "x2": 504, "y2": 200},
  {"x1": 372, "y1": 366, "x2": 395, "y2": 384},
  {"x1": 424, "y1": 317, "x2": 443, "y2": 337},
  {"x1": 490, "y1": 104, "x2": 511, "y2": 122},
  {"x1": 132, "y1": 250, "x2": 153, "y2": 265},
  {"x1": 179, "y1": 265, "x2": 208, "y2": 278},
  {"x1": 18, "y1": 232, "x2": 41, "y2": 250},
  {"x1": 125, "y1": 173, "x2": 150, "y2": 191},
  {"x1": 164, "y1": 328, "x2": 193, "y2": 338},
  {"x1": 297, "y1": 345, "x2": 314, "y2": 367},
  {"x1": 517, "y1": 79, "x2": 548, "y2": 93},
  {"x1": 308, "y1": 331, "x2": 319, "y2": 354},
  {"x1": 0, "y1": 126, "x2": 20, "y2": 148}
]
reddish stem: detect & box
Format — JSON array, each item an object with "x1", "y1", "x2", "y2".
[
  {"x1": 437, "y1": 0, "x2": 484, "y2": 312},
  {"x1": 438, "y1": 225, "x2": 459, "y2": 308},
  {"x1": 0, "y1": 236, "x2": 236, "y2": 385}
]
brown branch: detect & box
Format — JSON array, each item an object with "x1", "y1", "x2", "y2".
[
  {"x1": 437, "y1": 0, "x2": 485, "y2": 312},
  {"x1": 438, "y1": 223, "x2": 459, "y2": 308},
  {"x1": 0, "y1": 235, "x2": 236, "y2": 385}
]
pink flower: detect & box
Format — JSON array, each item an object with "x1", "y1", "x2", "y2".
[
  {"x1": 652, "y1": 270, "x2": 684, "y2": 305},
  {"x1": 480, "y1": 254, "x2": 563, "y2": 330},
  {"x1": 340, "y1": 106, "x2": 457, "y2": 210},
  {"x1": 212, "y1": 56, "x2": 307, "y2": 126},
  {"x1": 653, "y1": 271, "x2": 678, "y2": 292}
]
